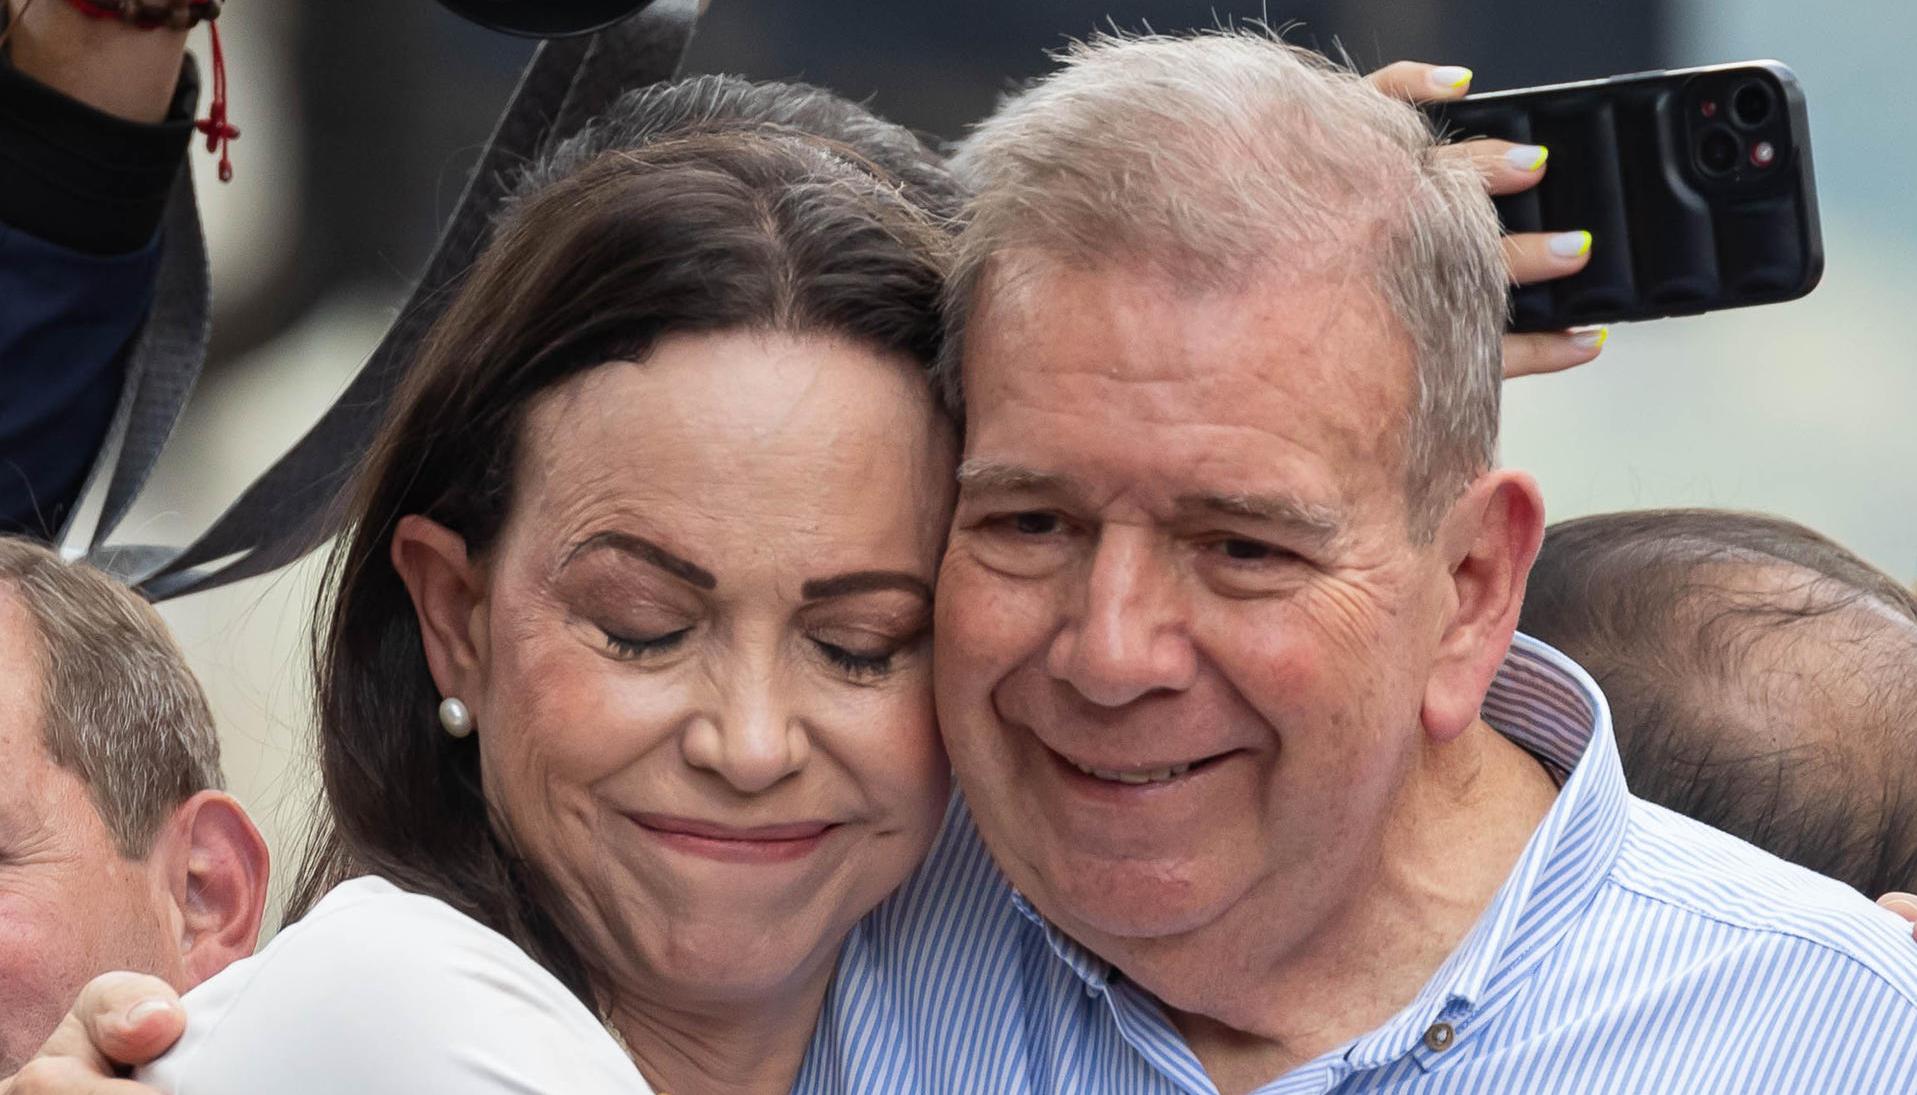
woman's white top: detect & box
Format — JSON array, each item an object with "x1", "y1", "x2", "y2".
[{"x1": 139, "y1": 876, "x2": 656, "y2": 1095}]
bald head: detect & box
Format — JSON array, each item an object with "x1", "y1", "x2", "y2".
[{"x1": 1521, "y1": 509, "x2": 1917, "y2": 895}]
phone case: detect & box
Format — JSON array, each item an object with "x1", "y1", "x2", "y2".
[{"x1": 1424, "y1": 62, "x2": 1822, "y2": 332}]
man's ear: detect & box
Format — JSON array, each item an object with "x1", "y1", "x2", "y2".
[
  {"x1": 1421, "y1": 469, "x2": 1546, "y2": 744},
  {"x1": 156, "y1": 790, "x2": 271, "y2": 989},
  {"x1": 389, "y1": 515, "x2": 489, "y2": 704}
]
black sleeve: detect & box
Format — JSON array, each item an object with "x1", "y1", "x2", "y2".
[{"x1": 0, "y1": 49, "x2": 199, "y2": 255}]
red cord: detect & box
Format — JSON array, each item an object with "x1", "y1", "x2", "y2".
[
  {"x1": 65, "y1": 0, "x2": 237, "y2": 182},
  {"x1": 195, "y1": 19, "x2": 237, "y2": 181}
]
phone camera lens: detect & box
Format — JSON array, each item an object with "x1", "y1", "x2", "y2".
[
  {"x1": 1698, "y1": 127, "x2": 1741, "y2": 176},
  {"x1": 1731, "y1": 82, "x2": 1775, "y2": 128}
]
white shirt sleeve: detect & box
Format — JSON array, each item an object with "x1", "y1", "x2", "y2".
[{"x1": 138, "y1": 877, "x2": 655, "y2": 1095}]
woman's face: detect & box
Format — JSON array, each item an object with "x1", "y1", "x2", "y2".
[{"x1": 417, "y1": 330, "x2": 955, "y2": 1010}]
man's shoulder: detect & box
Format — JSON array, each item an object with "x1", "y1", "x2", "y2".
[{"x1": 1598, "y1": 796, "x2": 1917, "y2": 1006}]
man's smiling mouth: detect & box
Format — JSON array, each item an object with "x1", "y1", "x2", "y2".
[{"x1": 1069, "y1": 760, "x2": 1195, "y2": 785}]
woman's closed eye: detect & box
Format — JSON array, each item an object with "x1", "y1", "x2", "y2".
[
  {"x1": 602, "y1": 625, "x2": 692, "y2": 660},
  {"x1": 809, "y1": 623, "x2": 924, "y2": 682},
  {"x1": 814, "y1": 639, "x2": 896, "y2": 678}
]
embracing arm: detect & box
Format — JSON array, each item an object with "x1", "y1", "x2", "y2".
[{"x1": 0, "y1": 0, "x2": 197, "y2": 535}]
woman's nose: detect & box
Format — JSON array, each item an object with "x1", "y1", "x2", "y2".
[{"x1": 680, "y1": 674, "x2": 811, "y2": 794}]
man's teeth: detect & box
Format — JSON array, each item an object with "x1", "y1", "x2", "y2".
[{"x1": 1072, "y1": 761, "x2": 1194, "y2": 784}]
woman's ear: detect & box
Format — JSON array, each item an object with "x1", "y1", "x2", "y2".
[
  {"x1": 1420, "y1": 469, "x2": 1546, "y2": 744},
  {"x1": 390, "y1": 515, "x2": 489, "y2": 703}
]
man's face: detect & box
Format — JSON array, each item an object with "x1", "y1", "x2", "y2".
[
  {"x1": 936, "y1": 258, "x2": 1452, "y2": 956},
  {"x1": 0, "y1": 588, "x2": 181, "y2": 1074}
]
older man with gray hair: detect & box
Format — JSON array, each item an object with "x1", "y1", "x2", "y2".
[
  {"x1": 0, "y1": 536, "x2": 268, "y2": 1081},
  {"x1": 799, "y1": 30, "x2": 1917, "y2": 1093}
]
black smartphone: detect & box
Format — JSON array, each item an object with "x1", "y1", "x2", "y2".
[{"x1": 1424, "y1": 61, "x2": 1822, "y2": 332}]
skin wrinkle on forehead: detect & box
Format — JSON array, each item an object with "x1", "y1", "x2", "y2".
[{"x1": 973, "y1": 257, "x2": 1411, "y2": 463}]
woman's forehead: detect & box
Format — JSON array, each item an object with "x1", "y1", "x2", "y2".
[{"x1": 507, "y1": 332, "x2": 954, "y2": 559}]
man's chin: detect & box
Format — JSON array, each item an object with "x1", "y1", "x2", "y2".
[{"x1": 1033, "y1": 857, "x2": 1245, "y2": 944}]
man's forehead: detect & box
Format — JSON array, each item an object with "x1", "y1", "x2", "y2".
[
  {"x1": 962, "y1": 260, "x2": 1412, "y2": 490},
  {"x1": 968, "y1": 255, "x2": 1408, "y2": 401}
]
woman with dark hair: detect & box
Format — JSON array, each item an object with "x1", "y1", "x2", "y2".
[{"x1": 117, "y1": 74, "x2": 964, "y2": 1095}]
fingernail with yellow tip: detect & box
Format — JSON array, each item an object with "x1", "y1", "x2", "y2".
[
  {"x1": 1572, "y1": 326, "x2": 1609, "y2": 350},
  {"x1": 1549, "y1": 230, "x2": 1593, "y2": 258},
  {"x1": 1430, "y1": 66, "x2": 1473, "y2": 91},
  {"x1": 1506, "y1": 144, "x2": 1549, "y2": 172}
]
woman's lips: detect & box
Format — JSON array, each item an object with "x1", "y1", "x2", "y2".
[{"x1": 625, "y1": 813, "x2": 841, "y2": 864}]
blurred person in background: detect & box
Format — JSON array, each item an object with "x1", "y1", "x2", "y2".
[
  {"x1": 1521, "y1": 509, "x2": 1917, "y2": 896},
  {"x1": 0, "y1": 0, "x2": 205, "y2": 538},
  {"x1": 0, "y1": 536, "x2": 267, "y2": 1080}
]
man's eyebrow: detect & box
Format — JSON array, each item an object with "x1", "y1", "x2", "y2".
[
  {"x1": 1177, "y1": 492, "x2": 1344, "y2": 543},
  {"x1": 801, "y1": 571, "x2": 933, "y2": 602},
  {"x1": 565, "y1": 531, "x2": 717, "y2": 590},
  {"x1": 954, "y1": 460, "x2": 1079, "y2": 496}
]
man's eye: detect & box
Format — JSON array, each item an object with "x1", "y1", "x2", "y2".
[
  {"x1": 602, "y1": 627, "x2": 691, "y2": 660},
  {"x1": 1211, "y1": 538, "x2": 1286, "y2": 562},
  {"x1": 999, "y1": 512, "x2": 1062, "y2": 536}
]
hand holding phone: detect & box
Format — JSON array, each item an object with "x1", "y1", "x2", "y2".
[
  {"x1": 1424, "y1": 62, "x2": 1822, "y2": 334},
  {"x1": 1369, "y1": 61, "x2": 1606, "y2": 378}
]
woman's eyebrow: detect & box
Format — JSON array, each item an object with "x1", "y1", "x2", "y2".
[
  {"x1": 565, "y1": 531, "x2": 717, "y2": 590},
  {"x1": 801, "y1": 570, "x2": 932, "y2": 602}
]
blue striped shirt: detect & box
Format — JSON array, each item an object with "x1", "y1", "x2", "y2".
[{"x1": 797, "y1": 634, "x2": 1917, "y2": 1093}]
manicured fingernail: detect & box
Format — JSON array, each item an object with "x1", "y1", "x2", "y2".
[
  {"x1": 124, "y1": 998, "x2": 174, "y2": 1026},
  {"x1": 1429, "y1": 66, "x2": 1473, "y2": 91},
  {"x1": 1506, "y1": 144, "x2": 1549, "y2": 171},
  {"x1": 1571, "y1": 326, "x2": 1609, "y2": 350},
  {"x1": 1549, "y1": 230, "x2": 1593, "y2": 258}
]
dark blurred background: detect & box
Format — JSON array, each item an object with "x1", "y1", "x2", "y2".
[{"x1": 220, "y1": 0, "x2": 1666, "y2": 364}]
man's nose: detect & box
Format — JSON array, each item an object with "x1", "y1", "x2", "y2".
[
  {"x1": 1045, "y1": 529, "x2": 1198, "y2": 706},
  {"x1": 681, "y1": 671, "x2": 811, "y2": 794}
]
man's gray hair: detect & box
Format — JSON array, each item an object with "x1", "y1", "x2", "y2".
[
  {"x1": 0, "y1": 536, "x2": 222, "y2": 857},
  {"x1": 940, "y1": 30, "x2": 1508, "y2": 533}
]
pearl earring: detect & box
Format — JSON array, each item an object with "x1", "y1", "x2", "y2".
[{"x1": 438, "y1": 696, "x2": 474, "y2": 739}]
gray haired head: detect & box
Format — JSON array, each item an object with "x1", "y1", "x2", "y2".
[{"x1": 939, "y1": 30, "x2": 1507, "y2": 535}]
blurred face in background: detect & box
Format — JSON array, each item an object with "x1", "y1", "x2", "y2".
[
  {"x1": 399, "y1": 329, "x2": 956, "y2": 1018},
  {"x1": 936, "y1": 259, "x2": 1461, "y2": 959},
  {"x1": 0, "y1": 588, "x2": 182, "y2": 1074}
]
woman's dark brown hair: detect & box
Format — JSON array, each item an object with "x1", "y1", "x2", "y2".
[{"x1": 286, "y1": 77, "x2": 961, "y2": 1005}]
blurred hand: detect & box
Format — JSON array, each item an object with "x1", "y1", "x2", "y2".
[
  {"x1": 0, "y1": 973, "x2": 182, "y2": 1094},
  {"x1": 1368, "y1": 61, "x2": 1608, "y2": 380},
  {"x1": 1878, "y1": 892, "x2": 1917, "y2": 942}
]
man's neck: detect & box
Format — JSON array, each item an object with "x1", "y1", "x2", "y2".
[{"x1": 1114, "y1": 719, "x2": 1560, "y2": 1094}]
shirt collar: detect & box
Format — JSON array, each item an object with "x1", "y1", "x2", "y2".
[{"x1": 1011, "y1": 632, "x2": 1631, "y2": 1072}]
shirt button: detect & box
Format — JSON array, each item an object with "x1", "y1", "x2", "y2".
[{"x1": 1423, "y1": 1021, "x2": 1455, "y2": 1052}]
